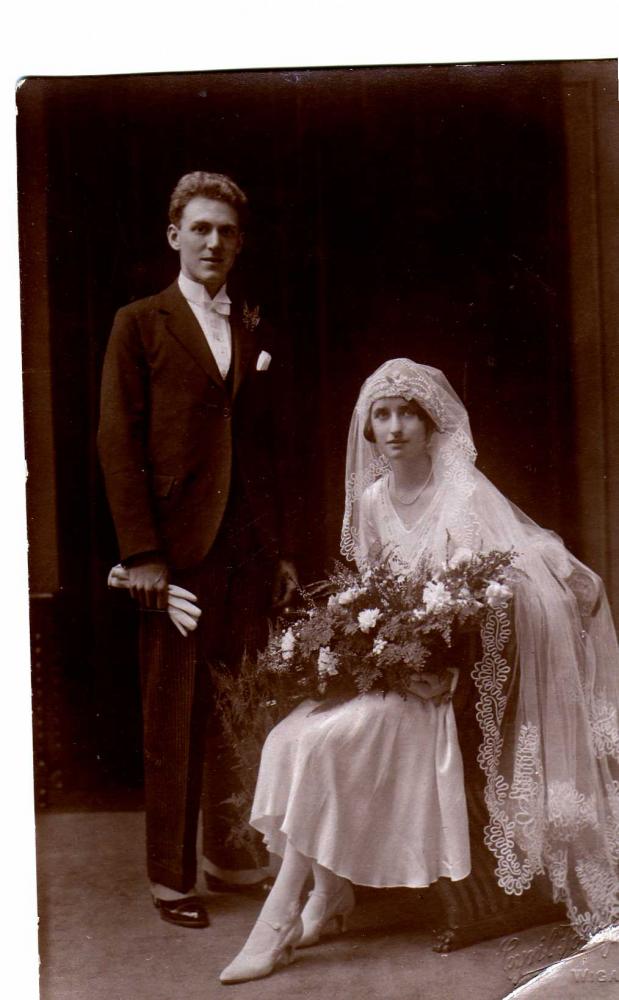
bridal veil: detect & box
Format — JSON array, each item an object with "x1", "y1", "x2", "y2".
[{"x1": 341, "y1": 358, "x2": 619, "y2": 936}]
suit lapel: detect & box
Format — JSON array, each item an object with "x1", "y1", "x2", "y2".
[{"x1": 157, "y1": 282, "x2": 225, "y2": 388}]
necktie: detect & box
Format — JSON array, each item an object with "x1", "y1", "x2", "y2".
[
  {"x1": 203, "y1": 299, "x2": 231, "y2": 317},
  {"x1": 201, "y1": 297, "x2": 231, "y2": 378}
]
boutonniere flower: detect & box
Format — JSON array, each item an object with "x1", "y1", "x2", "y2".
[{"x1": 242, "y1": 302, "x2": 261, "y2": 332}]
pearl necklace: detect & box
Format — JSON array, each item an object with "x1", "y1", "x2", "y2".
[{"x1": 390, "y1": 468, "x2": 433, "y2": 506}]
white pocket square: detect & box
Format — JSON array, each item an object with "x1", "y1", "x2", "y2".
[{"x1": 256, "y1": 350, "x2": 272, "y2": 371}]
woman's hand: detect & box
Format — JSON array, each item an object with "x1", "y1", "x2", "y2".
[
  {"x1": 408, "y1": 671, "x2": 456, "y2": 705},
  {"x1": 566, "y1": 567, "x2": 603, "y2": 628}
]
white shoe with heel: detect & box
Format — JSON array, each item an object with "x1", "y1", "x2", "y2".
[
  {"x1": 219, "y1": 906, "x2": 303, "y2": 984},
  {"x1": 298, "y1": 880, "x2": 355, "y2": 948}
]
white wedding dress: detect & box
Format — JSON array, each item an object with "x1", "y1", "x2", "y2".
[
  {"x1": 250, "y1": 475, "x2": 471, "y2": 888},
  {"x1": 250, "y1": 359, "x2": 619, "y2": 934}
]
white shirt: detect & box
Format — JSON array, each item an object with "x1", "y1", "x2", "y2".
[{"x1": 177, "y1": 272, "x2": 232, "y2": 379}]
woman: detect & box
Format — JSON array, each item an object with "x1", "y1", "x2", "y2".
[{"x1": 220, "y1": 359, "x2": 619, "y2": 984}]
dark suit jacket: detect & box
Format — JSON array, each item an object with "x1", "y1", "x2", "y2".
[{"x1": 98, "y1": 281, "x2": 282, "y2": 571}]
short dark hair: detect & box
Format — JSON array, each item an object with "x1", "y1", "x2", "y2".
[
  {"x1": 363, "y1": 398, "x2": 437, "y2": 442},
  {"x1": 168, "y1": 171, "x2": 248, "y2": 228}
]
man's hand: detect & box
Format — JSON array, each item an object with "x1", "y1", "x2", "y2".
[
  {"x1": 272, "y1": 559, "x2": 299, "y2": 610},
  {"x1": 127, "y1": 561, "x2": 169, "y2": 610}
]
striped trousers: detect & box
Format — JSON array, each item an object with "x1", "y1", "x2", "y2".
[{"x1": 139, "y1": 492, "x2": 273, "y2": 893}]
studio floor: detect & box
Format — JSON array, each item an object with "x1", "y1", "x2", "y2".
[{"x1": 36, "y1": 810, "x2": 573, "y2": 1000}]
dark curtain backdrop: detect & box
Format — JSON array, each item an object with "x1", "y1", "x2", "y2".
[{"x1": 19, "y1": 62, "x2": 581, "y2": 800}]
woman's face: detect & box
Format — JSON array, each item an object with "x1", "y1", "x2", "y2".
[{"x1": 370, "y1": 396, "x2": 429, "y2": 462}]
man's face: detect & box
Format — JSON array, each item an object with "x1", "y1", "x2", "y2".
[{"x1": 167, "y1": 196, "x2": 243, "y2": 296}]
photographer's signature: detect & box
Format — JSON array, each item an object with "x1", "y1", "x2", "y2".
[
  {"x1": 500, "y1": 925, "x2": 580, "y2": 984},
  {"x1": 501, "y1": 927, "x2": 619, "y2": 988}
]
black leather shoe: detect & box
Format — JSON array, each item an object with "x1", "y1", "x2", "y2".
[
  {"x1": 153, "y1": 894, "x2": 210, "y2": 928},
  {"x1": 205, "y1": 873, "x2": 273, "y2": 897}
]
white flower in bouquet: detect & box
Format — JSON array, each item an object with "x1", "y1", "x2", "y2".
[
  {"x1": 454, "y1": 584, "x2": 480, "y2": 617},
  {"x1": 337, "y1": 587, "x2": 359, "y2": 606},
  {"x1": 280, "y1": 627, "x2": 296, "y2": 661},
  {"x1": 358, "y1": 608, "x2": 381, "y2": 632},
  {"x1": 458, "y1": 599, "x2": 483, "y2": 621},
  {"x1": 317, "y1": 646, "x2": 339, "y2": 677},
  {"x1": 449, "y1": 546, "x2": 474, "y2": 569},
  {"x1": 422, "y1": 580, "x2": 452, "y2": 614},
  {"x1": 485, "y1": 581, "x2": 513, "y2": 608},
  {"x1": 372, "y1": 637, "x2": 387, "y2": 656}
]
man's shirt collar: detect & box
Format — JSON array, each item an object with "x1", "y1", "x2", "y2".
[{"x1": 178, "y1": 272, "x2": 231, "y2": 309}]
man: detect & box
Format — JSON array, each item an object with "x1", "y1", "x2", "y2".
[{"x1": 98, "y1": 172, "x2": 297, "y2": 928}]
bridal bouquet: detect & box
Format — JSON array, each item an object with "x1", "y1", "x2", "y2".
[
  {"x1": 212, "y1": 544, "x2": 515, "y2": 860},
  {"x1": 259, "y1": 545, "x2": 516, "y2": 704}
]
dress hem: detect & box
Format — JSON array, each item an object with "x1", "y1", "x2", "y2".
[{"x1": 252, "y1": 815, "x2": 472, "y2": 890}]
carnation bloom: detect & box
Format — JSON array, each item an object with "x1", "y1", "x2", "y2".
[
  {"x1": 358, "y1": 608, "x2": 381, "y2": 632},
  {"x1": 337, "y1": 587, "x2": 359, "y2": 606},
  {"x1": 280, "y1": 627, "x2": 296, "y2": 661},
  {"x1": 485, "y1": 581, "x2": 513, "y2": 608},
  {"x1": 422, "y1": 580, "x2": 452, "y2": 613},
  {"x1": 317, "y1": 646, "x2": 339, "y2": 677}
]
